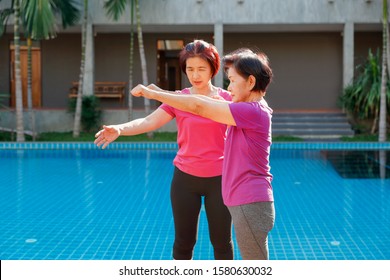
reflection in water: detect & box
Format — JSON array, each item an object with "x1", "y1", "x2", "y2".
[
  {"x1": 379, "y1": 150, "x2": 387, "y2": 179},
  {"x1": 16, "y1": 150, "x2": 24, "y2": 217},
  {"x1": 75, "y1": 149, "x2": 96, "y2": 217},
  {"x1": 324, "y1": 150, "x2": 390, "y2": 179},
  {"x1": 144, "y1": 150, "x2": 151, "y2": 200}
]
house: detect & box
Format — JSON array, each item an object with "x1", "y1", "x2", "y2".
[{"x1": 0, "y1": 0, "x2": 382, "y2": 133}]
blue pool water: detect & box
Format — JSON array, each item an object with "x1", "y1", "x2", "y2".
[{"x1": 0, "y1": 143, "x2": 389, "y2": 260}]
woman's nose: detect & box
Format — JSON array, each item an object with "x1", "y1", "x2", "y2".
[
  {"x1": 191, "y1": 71, "x2": 200, "y2": 78},
  {"x1": 227, "y1": 84, "x2": 232, "y2": 91}
]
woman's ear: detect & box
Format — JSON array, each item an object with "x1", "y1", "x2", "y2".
[{"x1": 248, "y1": 75, "x2": 256, "y2": 91}]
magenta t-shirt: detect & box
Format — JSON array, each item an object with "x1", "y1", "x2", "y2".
[
  {"x1": 160, "y1": 88, "x2": 232, "y2": 177},
  {"x1": 222, "y1": 99, "x2": 274, "y2": 206}
]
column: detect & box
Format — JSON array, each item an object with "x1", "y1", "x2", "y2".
[
  {"x1": 343, "y1": 22, "x2": 354, "y2": 88},
  {"x1": 214, "y1": 22, "x2": 224, "y2": 88}
]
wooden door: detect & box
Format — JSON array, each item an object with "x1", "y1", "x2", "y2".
[{"x1": 10, "y1": 45, "x2": 42, "y2": 108}]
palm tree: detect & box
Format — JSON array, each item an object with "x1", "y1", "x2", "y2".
[
  {"x1": 21, "y1": 0, "x2": 80, "y2": 140},
  {"x1": 26, "y1": 37, "x2": 35, "y2": 140},
  {"x1": 104, "y1": 0, "x2": 153, "y2": 137},
  {"x1": 1, "y1": 0, "x2": 23, "y2": 141},
  {"x1": 105, "y1": 0, "x2": 135, "y2": 121},
  {"x1": 128, "y1": 0, "x2": 134, "y2": 121},
  {"x1": 134, "y1": 0, "x2": 151, "y2": 119},
  {"x1": 1, "y1": 0, "x2": 80, "y2": 140},
  {"x1": 1, "y1": 0, "x2": 24, "y2": 141},
  {"x1": 73, "y1": 0, "x2": 88, "y2": 138},
  {"x1": 380, "y1": 0, "x2": 389, "y2": 179},
  {"x1": 379, "y1": 0, "x2": 388, "y2": 142},
  {"x1": 13, "y1": 0, "x2": 24, "y2": 141}
]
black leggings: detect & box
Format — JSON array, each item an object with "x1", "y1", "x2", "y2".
[{"x1": 170, "y1": 167, "x2": 233, "y2": 260}]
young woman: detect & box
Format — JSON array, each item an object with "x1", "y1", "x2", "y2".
[
  {"x1": 94, "y1": 40, "x2": 233, "y2": 260},
  {"x1": 130, "y1": 48, "x2": 275, "y2": 260}
]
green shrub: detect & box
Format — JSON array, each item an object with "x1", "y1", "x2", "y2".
[
  {"x1": 68, "y1": 95, "x2": 102, "y2": 132},
  {"x1": 339, "y1": 49, "x2": 390, "y2": 134}
]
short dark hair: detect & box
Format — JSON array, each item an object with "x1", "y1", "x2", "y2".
[
  {"x1": 179, "y1": 40, "x2": 220, "y2": 78},
  {"x1": 223, "y1": 48, "x2": 273, "y2": 92}
]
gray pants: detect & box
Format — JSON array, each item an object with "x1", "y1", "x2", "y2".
[{"x1": 228, "y1": 202, "x2": 275, "y2": 260}]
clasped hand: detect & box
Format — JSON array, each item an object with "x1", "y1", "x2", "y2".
[{"x1": 131, "y1": 84, "x2": 159, "y2": 99}]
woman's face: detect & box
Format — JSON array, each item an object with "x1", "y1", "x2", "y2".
[
  {"x1": 185, "y1": 57, "x2": 213, "y2": 90},
  {"x1": 226, "y1": 67, "x2": 252, "y2": 102}
]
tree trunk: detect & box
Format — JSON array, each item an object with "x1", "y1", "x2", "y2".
[
  {"x1": 73, "y1": 0, "x2": 88, "y2": 138},
  {"x1": 379, "y1": 0, "x2": 388, "y2": 142},
  {"x1": 135, "y1": 0, "x2": 153, "y2": 138},
  {"x1": 128, "y1": 0, "x2": 135, "y2": 121},
  {"x1": 13, "y1": 0, "x2": 25, "y2": 142},
  {"x1": 27, "y1": 37, "x2": 36, "y2": 140}
]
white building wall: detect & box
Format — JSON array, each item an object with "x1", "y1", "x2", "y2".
[{"x1": 89, "y1": 0, "x2": 381, "y2": 27}]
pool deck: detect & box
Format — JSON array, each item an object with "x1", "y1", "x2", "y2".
[{"x1": 1, "y1": 141, "x2": 390, "y2": 150}]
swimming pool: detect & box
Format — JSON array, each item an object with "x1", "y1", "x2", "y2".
[{"x1": 0, "y1": 142, "x2": 389, "y2": 260}]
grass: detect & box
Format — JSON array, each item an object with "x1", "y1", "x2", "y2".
[
  {"x1": 0, "y1": 131, "x2": 178, "y2": 142},
  {"x1": 340, "y1": 134, "x2": 390, "y2": 142},
  {"x1": 0, "y1": 131, "x2": 389, "y2": 142},
  {"x1": 0, "y1": 131, "x2": 305, "y2": 142}
]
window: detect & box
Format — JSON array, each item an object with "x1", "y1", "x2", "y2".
[{"x1": 157, "y1": 40, "x2": 184, "y2": 50}]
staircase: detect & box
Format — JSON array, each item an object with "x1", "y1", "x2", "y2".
[{"x1": 272, "y1": 111, "x2": 355, "y2": 140}]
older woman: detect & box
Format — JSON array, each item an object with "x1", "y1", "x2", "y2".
[{"x1": 131, "y1": 48, "x2": 275, "y2": 260}]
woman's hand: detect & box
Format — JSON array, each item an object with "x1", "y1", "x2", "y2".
[
  {"x1": 94, "y1": 125, "x2": 121, "y2": 149},
  {"x1": 147, "y1": 83, "x2": 162, "y2": 91},
  {"x1": 131, "y1": 84, "x2": 148, "y2": 98}
]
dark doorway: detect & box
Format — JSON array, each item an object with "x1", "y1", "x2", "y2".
[{"x1": 156, "y1": 40, "x2": 184, "y2": 92}]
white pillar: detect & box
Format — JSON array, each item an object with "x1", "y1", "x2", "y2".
[
  {"x1": 343, "y1": 22, "x2": 354, "y2": 88},
  {"x1": 214, "y1": 22, "x2": 224, "y2": 88}
]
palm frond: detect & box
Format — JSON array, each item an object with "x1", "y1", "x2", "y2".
[
  {"x1": 0, "y1": 8, "x2": 13, "y2": 37},
  {"x1": 21, "y1": 0, "x2": 80, "y2": 40},
  {"x1": 104, "y1": 0, "x2": 127, "y2": 21},
  {"x1": 21, "y1": 0, "x2": 57, "y2": 39},
  {"x1": 52, "y1": 0, "x2": 80, "y2": 28}
]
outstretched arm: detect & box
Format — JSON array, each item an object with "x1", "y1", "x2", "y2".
[
  {"x1": 131, "y1": 84, "x2": 236, "y2": 126},
  {"x1": 94, "y1": 108, "x2": 173, "y2": 149}
]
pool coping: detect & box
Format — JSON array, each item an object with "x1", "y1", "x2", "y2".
[{"x1": 1, "y1": 141, "x2": 390, "y2": 150}]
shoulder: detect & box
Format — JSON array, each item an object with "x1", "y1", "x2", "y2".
[
  {"x1": 229, "y1": 101, "x2": 272, "y2": 129},
  {"x1": 217, "y1": 88, "x2": 232, "y2": 101},
  {"x1": 259, "y1": 99, "x2": 273, "y2": 114},
  {"x1": 230, "y1": 101, "x2": 272, "y2": 117}
]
